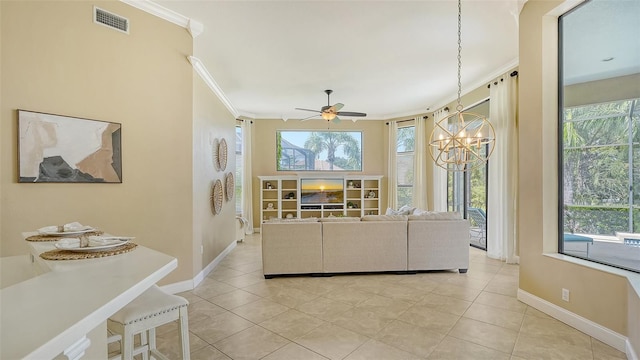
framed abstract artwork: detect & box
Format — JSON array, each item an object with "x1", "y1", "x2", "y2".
[{"x1": 18, "y1": 110, "x2": 122, "y2": 183}]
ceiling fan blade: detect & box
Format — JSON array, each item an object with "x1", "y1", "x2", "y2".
[
  {"x1": 336, "y1": 111, "x2": 367, "y2": 117},
  {"x1": 295, "y1": 108, "x2": 321, "y2": 113},
  {"x1": 332, "y1": 116, "x2": 341, "y2": 124},
  {"x1": 300, "y1": 114, "x2": 320, "y2": 121},
  {"x1": 333, "y1": 103, "x2": 344, "y2": 112}
]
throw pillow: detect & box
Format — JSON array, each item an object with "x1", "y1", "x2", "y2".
[
  {"x1": 412, "y1": 208, "x2": 429, "y2": 215},
  {"x1": 320, "y1": 217, "x2": 362, "y2": 222},
  {"x1": 362, "y1": 215, "x2": 409, "y2": 221},
  {"x1": 386, "y1": 205, "x2": 416, "y2": 215},
  {"x1": 398, "y1": 205, "x2": 416, "y2": 215},
  {"x1": 267, "y1": 217, "x2": 319, "y2": 223}
]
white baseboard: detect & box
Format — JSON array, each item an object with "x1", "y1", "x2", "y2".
[
  {"x1": 160, "y1": 240, "x2": 238, "y2": 294},
  {"x1": 517, "y1": 289, "x2": 629, "y2": 354},
  {"x1": 628, "y1": 340, "x2": 639, "y2": 360},
  {"x1": 193, "y1": 240, "x2": 237, "y2": 287}
]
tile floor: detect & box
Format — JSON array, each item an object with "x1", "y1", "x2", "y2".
[{"x1": 152, "y1": 234, "x2": 628, "y2": 360}]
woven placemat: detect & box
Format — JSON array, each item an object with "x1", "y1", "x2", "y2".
[
  {"x1": 39, "y1": 243, "x2": 137, "y2": 260},
  {"x1": 26, "y1": 230, "x2": 104, "y2": 242}
]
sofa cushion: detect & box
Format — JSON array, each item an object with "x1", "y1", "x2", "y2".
[
  {"x1": 266, "y1": 217, "x2": 319, "y2": 223},
  {"x1": 408, "y1": 212, "x2": 462, "y2": 221},
  {"x1": 320, "y1": 217, "x2": 362, "y2": 222},
  {"x1": 362, "y1": 215, "x2": 408, "y2": 221}
]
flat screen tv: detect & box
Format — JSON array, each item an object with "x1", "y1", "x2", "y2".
[{"x1": 300, "y1": 178, "x2": 344, "y2": 204}]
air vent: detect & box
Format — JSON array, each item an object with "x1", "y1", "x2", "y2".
[{"x1": 94, "y1": 7, "x2": 129, "y2": 34}]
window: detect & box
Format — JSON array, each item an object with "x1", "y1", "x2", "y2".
[
  {"x1": 446, "y1": 100, "x2": 490, "y2": 250},
  {"x1": 559, "y1": 0, "x2": 640, "y2": 273},
  {"x1": 235, "y1": 125, "x2": 243, "y2": 214},
  {"x1": 396, "y1": 125, "x2": 415, "y2": 207},
  {"x1": 276, "y1": 131, "x2": 362, "y2": 171}
]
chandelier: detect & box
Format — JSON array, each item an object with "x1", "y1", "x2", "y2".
[{"x1": 429, "y1": 0, "x2": 495, "y2": 172}]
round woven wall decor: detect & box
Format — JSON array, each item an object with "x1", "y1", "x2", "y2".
[
  {"x1": 212, "y1": 138, "x2": 221, "y2": 171},
  {"x1": 211, "y1": 179, "x2": 224, "y2": 215},
  {"x1": 225, "y1": 172, "x2": 234, "y2": 202},
  {"x1": 218, "y1": 138, "x2": 228, "y2": 171}
]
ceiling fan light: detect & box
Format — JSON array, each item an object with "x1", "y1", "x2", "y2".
[{"x1": 321, "y1": 112, "x2": 336, "y2": 121}]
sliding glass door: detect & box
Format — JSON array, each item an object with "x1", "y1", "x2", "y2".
[{"x1": 447, "y1": 100, "x2": 490, "y2": 250}]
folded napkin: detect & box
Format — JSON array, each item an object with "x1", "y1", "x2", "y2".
[
  {"x1": 38, "y1": 222, "x2": 93, "y2": 234},
  {"x1": 54, "y1": 238, "x2": 81, "y2": 249},
  {"x1": 63, "y1": 222, "x2": 92, "y2": 232},
  {"x1": 88, "y1": 236, "x2": 133, "y2": 247}
]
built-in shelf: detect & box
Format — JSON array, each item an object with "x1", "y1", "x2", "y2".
[{"x1": 258, "y1": 175, "x2": 382, "y2": 222}]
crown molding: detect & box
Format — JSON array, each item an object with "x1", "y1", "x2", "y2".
[
  {"x1": 236, "y1": 110, "x2": 257, "y2": 119},
  {"x1": 188, "y1": 56, "x2": 239, "y2": 118},
  {"x1": 120, "y1": 0, "x2": 203, "y2": 38}
]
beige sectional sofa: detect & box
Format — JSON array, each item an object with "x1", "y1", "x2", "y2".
[
  {"x1": 261, "y1": 221, "x2": 323, "y2": 275},
  {"x1": 261, "y1": 213, "x2": 470, "y2": 278},
  {"x1": 323, "y1": 220, "x2": 408, "y2": 273}
]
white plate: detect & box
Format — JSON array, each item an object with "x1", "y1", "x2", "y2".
[
  {"x1": 39, "y1": 228, "x2": 96, "y2": 236},
  {"x1": 54, "y1": 238, "x2": 131, "y2": 252}
]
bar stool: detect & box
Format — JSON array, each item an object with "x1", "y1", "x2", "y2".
[{"x1": 107, "y1": 285, "x2": 190, "y2": 360}]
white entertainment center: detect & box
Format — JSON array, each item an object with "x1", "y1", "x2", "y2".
[{"x1": 258, "y1": 175, "x2": 382, "y2": 222}]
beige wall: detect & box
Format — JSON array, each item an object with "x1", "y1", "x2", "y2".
[
  {"x1": 564, "y1": 73, "x2": 640, "y2": 107},
  {"x1": 250, "y1": 119, "x2": 386, "y2": 229},
  {"x1": 191, "y1": 73, "x2": 237, "y2": 275},
  {"x1": 0, "y1": 1, "x2": 195, "y2": 284},
  {"x1": 518, "y1": 0, "x2": 629, "y2": 336},
  {"x1": 249, "y1": 86, "x2": 492, "y2": 228},
  {"x1": 630, "y1": 283, "x2": 640, "y2": 355},
  {"x1": 0, "y1": 0, "x2": 3, "y2": 248}
]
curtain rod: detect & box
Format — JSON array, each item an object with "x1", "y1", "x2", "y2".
[
  {"x1": 386, "y1": 116, "x2": 428, "y2": 125},
  {"x1": 236, "y1": 119, "x2": 253, "y2": 124},
  {"x1": 487, "y1": 71, "x2": 519, "y2": 88}
]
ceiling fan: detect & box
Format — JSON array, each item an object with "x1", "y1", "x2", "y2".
[{"x1": 295, "y1": 90, "x2": 367, "y2": 123}]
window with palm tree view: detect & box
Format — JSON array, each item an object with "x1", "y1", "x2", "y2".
[
  {"x1": 276, "y1": 131, "x2": 362, "y2": 171},
  {"x1": 559, "y1": 0, "x2": 640, "y2": 273}
]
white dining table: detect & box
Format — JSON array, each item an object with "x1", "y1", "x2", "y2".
[{"x1": 0, "y1": 234, "x2": 177, "y2": 359}]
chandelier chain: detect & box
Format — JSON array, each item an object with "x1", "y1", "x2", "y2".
[
  {"x1": 456, "y1": 0, "x2": 463, "y2": 112},
  {"x1": 428, "y1": 0, "x2": 496, "y2": 172}
]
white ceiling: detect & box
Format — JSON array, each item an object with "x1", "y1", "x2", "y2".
[
  {"x1": 562, "y1": 0, "x2": 640, "y2": 86},
  {"x1": 155, "y1": 0, "x2": 526, "y2": 120}
]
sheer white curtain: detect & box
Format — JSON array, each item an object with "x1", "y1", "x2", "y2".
[
  {"x1": 487, "y1": 73, "x2": 518, "y2": 263},
  {"x1": 432, "y1": 108, "x2": 449, "y2": 211},
  {"x1": 241, "y1": 120, "x2": 254, "y2": 234},
  {"x1": 412, "y1": 116, "x2": 428, "y2": 209},
  {"x1": 387, "y1": 121, "x2": 398, "y2": 211}
]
